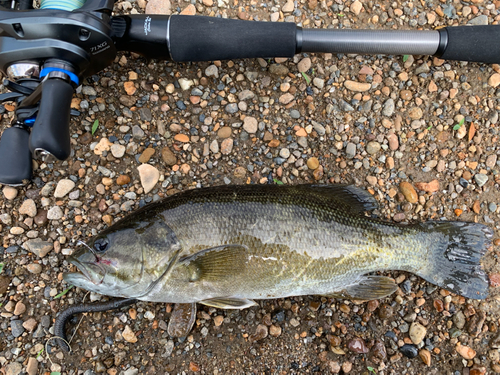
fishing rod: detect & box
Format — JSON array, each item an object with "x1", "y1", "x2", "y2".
[{"x1": 0, "y1": 0, "x2": 498, "y2": 186}]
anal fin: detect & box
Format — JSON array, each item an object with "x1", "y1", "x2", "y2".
[
  {"x1": 326, "y1": 275, "x2": 397, "y2": 300},
  {"x1": 200, "y1": 297, "x2": 257, "y2": 309}
]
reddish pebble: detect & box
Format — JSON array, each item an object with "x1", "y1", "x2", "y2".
[
  {"x1": 399, "y1": 182, "x2": 418, "y2": 203},
  {"x1": 268, "y1": 139, "x2": 280, "y2": 147},
  {"x1": 419, "y1": 348, "x2": 431, "y2": 366},
  {"x1": 313, "y1": 165, "x2": 324, "y2": 180},
  {"x1": 342, "y1": 361, "x2": 353, "y2": 373},
  {"x1": 367, "y1": 300, "x2": 379, "y2": 312},
  {"x1": 469, "y1": 367, "x2": 486, "y2": 375},
  {"x1": 116, "y1": 175, "x2": 131, "y2": 185},
  {"x1": 456, "y1": 343, "x2": 476, "y2": 359},
  {"x1": 339, "y1": 303, "x2": 350, "y2": 314},
  {"x1": 269, "y1": 325, "x2": 282, "y2": 337},
  {"x1": 189, "y1": 362, "x2": 200, "y2": 372},
  {"x1": 378, "y1": 303, "x2": 394, "y2": 319},
  {"x1": 433, "y1": 299, "x2": 444, "y2": 312},
  {"x1": 309, "y1": 300, "x2": 321, "y2": 311},
  {"x1": 328, "y1": 335, "x2": 342, "y2": 347},
  {"x1": 472, "y1": 200, "x2": 481, "y2": 214},
  {"x1": 174, "y1": 134, "x2": 190, "y2": 143},
  {"x1": 347, "y1": 338, "x2": 369, "y2": 354},
  {"x1": 371, "y1": 339, "x2": 387, "y2": 361},
  {"x1": 490, "y1": 273, "x2": 500, "y2": 287},
  {"x1": 307, "y1": 157, "x2": 320, "y2": 170},
  {"x1": 250, "y1": 324, "x2": 268, "y2": 342},
  {"x1": 414, "y1": 179, "x2": 439, "y2": 193}
]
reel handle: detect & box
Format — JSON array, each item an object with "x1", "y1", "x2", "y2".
[
  {"x1": 29, "y1": 78, "x2": 74, "y2": 161},
  {"x1": 0, "y1": 126, "x2": 32, "y2": 186}
]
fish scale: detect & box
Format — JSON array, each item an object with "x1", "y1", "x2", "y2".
[{"x1": 64, "y1": 184, "x2": 493, "y2": 307}]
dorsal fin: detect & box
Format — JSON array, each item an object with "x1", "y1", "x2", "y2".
[{"x1": 299, "y1": 184, "x2": 378, "y2": 214}]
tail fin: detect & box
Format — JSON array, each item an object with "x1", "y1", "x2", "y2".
[{"x1": 418, "y1": 221, "x2": 493, "y2": 299}]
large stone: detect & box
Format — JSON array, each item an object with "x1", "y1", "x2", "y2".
[
  {"x1": 24, "y1": 239, "x2": 53, "y2": 258},
  {"x1": 221, "y1": 138, "x2": 234, "y2": 155},
  {"x1": 93, "y1": 137, "x2": 112, "y2": 155},
  {"x1": 5, "y1": 362, "x2": 22, "y2": 375},
  {"x1": 366, "y1": 141, "x2": 381, "y2": 155},
  {"x1": 111, "y1": 144, "x2": 126, "y2": 158},
  {"x1": 488, "y1": 73, "x2": 500, "y2": 88},
  {"x1": 350, "y1": 0, "x2": 363, "y2": 15},
  {"x1": 3, "y1": 186, "x2": 18, "y2": 200},
  {"x1": 243, "y1": 116, "x2": 258, "y2": 133},
  {"x1": 282, "y1": 0, "x2": 294, "y2": 12},
  {"x1": 474, "y1": 173, "x2": 488, "y2": 187},
  {"x1": 26, "y1": 357, "x2": 38, "y2": 375},
  {"x1": 344, "y1": 80, "x2": 371, "y2": 92},
  {"x1": 122, "y1": 325, "x2": 138, "y2": 343},
  {"x1": 409, "y1": 322, "x2": 427, "y2": 345},
  {"x1": 54, "y1": 179, "x2": 75, "y2": 198},
  {"x1": 382, "y1": 99, "x2": 395, "y2": 117},
  {"x1": 161, "y1": 147, "x2": 177, "y2": 166},
  {"x1": 47, "y1": 206, "x2": 63, "y2": 220},
  {"x1": 178, "y1": 78, "x2": 194, "y2": 90},
  {"x1": 400, "y1": 182, "x2": 418, "y2": 203},
  {"x1": 137, "y1": 164, "x2": 160, "y2": 194},
  {"x1": 19, "y1": 199, "x2": 37, "y2": 217},
  {"x1": 145, "y1": 0, "x2": 171, "y2": 14},
  {"x1": 11, "y1": 320, "x2": 25, "y2": 338},
  {"x1": 205, "y1": 64, "x2": 218, "y2": 78},
  {"x1": 297, "y1": 57, "x2": 311, "y2": 73}
]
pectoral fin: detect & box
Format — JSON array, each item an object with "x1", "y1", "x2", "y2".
[
  {"x1": 325, "y1": 275, "x2": 398, "y2": 300},
  {"x1": 200, "y1": 297, "x2": 257, "y2": 309},
  {"x1": 180, "y1": 244, "x2": 248, "y2": 281}
]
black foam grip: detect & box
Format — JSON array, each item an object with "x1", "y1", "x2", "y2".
[
  {"x1": 29, "y1": 79, "x2": 73, "y2": 160},
  {"x1": 168, "y1": 15, "x2": 297, "y2": 62},
  {"x1": 0, "y1": 127, "x2": 32, "y2": 185},
  {"x1": 437, "y1": 26, "x2": 500, "y2": 64}
]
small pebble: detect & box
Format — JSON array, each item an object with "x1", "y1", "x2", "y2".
[
  {"x1": 3, "y1": 186, "x2": 18, "y2": 200},
  {"x1": 400, "y1": 344, "x2": 419, "y2": 358}
]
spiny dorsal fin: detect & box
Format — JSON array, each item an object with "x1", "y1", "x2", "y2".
[
  {"x1": 180, "y1": 244, "x2": 248, "y2": 281},
  {"x1": 302, "y1": 184, "x2": 378, "y2": 214},
  {"x1": 325, "y1": 275, "x2": 397, "y2": 300},
  {"x1": 200, "y1": 297, "x2": 257, "y2": 309}
]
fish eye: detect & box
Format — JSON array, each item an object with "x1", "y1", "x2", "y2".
[{"x1": 94, "y1": 238, "x2": 109, "y2": 253}]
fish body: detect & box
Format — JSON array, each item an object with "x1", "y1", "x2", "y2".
[{"x1": 64, "y1": 184, "x2": 492, "y2": 308}]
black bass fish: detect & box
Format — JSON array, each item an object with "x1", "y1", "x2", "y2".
[{"x1": 64, "y1": 184, "x2": 493, "y2": 308}]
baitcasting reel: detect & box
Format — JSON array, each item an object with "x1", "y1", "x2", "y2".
[{"x1": 0, "y1": 0, "x2": 116, "y2": 185}]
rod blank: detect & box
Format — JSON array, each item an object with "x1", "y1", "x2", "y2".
[{"x1": 299, "y1": 29, "x2": 440, "y2": 56}]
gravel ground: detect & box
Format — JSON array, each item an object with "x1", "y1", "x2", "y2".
[{"x1": 1, "y1": 0, "x2": 500, "y2": 374}]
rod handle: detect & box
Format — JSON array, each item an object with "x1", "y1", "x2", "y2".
[
  {"x1": 437, "y1": 26, "x2": 500, "y2": 64},
  {"x1": 168, "y1": 15, "x2": 297, "y2": 61}
]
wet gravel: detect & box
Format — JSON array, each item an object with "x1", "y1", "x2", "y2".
[{"x1": 1, "y1": 0, "x2": 500, "y2": 374}]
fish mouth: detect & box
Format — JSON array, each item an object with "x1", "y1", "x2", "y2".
[{"x1": 64, "y1": 256, "x2": 106, "y2": 286}]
